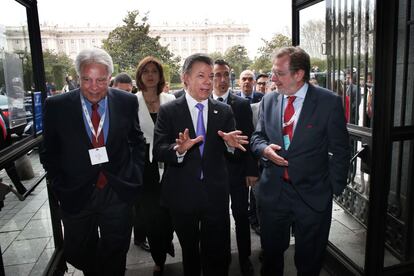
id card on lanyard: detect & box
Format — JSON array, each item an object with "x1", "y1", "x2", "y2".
[{"x1": 80, "y1": 95, "x2": 109, "y2": 165}]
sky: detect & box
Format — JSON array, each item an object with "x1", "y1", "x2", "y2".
[{"x1": 2, "y1": 0, "x2": 323, "y2": 58}]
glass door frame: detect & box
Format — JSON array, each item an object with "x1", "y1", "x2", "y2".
[{"x1": 292, "y1": 0, "x2": 413, "y2": 275}]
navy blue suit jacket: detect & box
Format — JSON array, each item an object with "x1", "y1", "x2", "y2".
[
  {"x1": 153, "y1": 96, "x2": 236, "y2": 213},
  {"x1": 236, "y1": 91, "x2": 264, "y2": 103},
  {"x1": 40, "y1": 88, "x2": 145, "y2": 213},
  {"x1": 251, "y1": 85, "x2": 350, "y2": 212}
]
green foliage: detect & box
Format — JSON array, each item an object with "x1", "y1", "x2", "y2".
[
  {"x1": 257, "y1": 33, "x2": 292, "y2": 59},
  {"x1": 42, "y1": 50, "x2": 74, "y2": 89},
  {"x1": 224, "y1": 45, "x2": 251, "y2": 77},
  {"x1": 209, "y1": 52, "x2": 224, "y2": 62},
  {"x1": 310, "y1": 57, "x2": 327, "y2": 71},
  {"x1": 250, "y1": 56, "x2": 272, "y2": 74},
  {"x1": 102, "y1": 10, "x2": 180, "y2": 81}
]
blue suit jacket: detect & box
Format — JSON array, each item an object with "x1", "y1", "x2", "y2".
[
  {"x1": 236, "y1": 91, "x2": 264, "y2": 103},
  {"x1": 251, "y1": 85, "x2": 350, "y2": 212}
]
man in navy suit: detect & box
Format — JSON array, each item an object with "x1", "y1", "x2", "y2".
[
  {"x1": 40, "y1": 48, "x2": 145, "y2": 275},
  {"x1": 212, "y1": 59, "x2": 258, "y2": 276},
  {"x1": 251, "y1": 47, "x2": 350, "y2": 276},
  {"x1": 236, "y1": 70, "x2": 264, "y2": 103},
  {"x1": 154, "y1": 53, "x2": 248, "y2": 276}
]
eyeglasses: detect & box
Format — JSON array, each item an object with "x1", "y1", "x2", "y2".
[{"x1": 272, "y1": 70, "x2": 292, "y2": 79}]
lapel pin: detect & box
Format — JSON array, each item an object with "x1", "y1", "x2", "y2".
[{"x1": 213, "y1": 110, "x2": 218, "y2": 114}]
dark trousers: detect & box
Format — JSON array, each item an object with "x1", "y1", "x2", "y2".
[
  {"x1": 61, "y1": 185, "x2": 133, "y2": 276},
  {"x1": 5, "y1": 162, "x2": 26, "y2": 194},
  {"x1": 248, "y1": 186, "x2": 259, "y2": 226},
  {"x1": 259, "y1": 182, "x2": 332, "y2": 276},
  {"x1": 230, "y1": 181, "x2": 251, "y2": 262},
  {"x1": 171, "y1": 209, "x2": 231, "y2": 276},
  {"x1": 133, "y1": 201, "x2": 147, "y2": 243},
  {"x1": 142, "y1": 192, "x2": 174, "y2": 267}
]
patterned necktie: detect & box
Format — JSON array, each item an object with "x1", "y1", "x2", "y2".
[
  {"x1": 195, "y1": 103, "x2": 206, "y2": 155},
  {"x1": 91, "y1": 103, "x2": 107, "y2": 189},
  {"x1": 283, "y1": 96, "x2": 296, "y2": 181}
]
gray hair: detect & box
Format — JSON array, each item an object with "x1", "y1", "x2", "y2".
[
  {"x1": 181, "y1": 53, "x2": 213, "y2": 75},
  {"x1": 75, "y1": 48, "x2": 114, "y2": 77}
]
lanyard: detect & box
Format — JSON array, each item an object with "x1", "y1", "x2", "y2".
[
  {"x1": 80, "y1": 95, "x2": 107, "y2": 143},
  {"x1": 280, "y1": 96, "x2": 298, "y2": 128}
]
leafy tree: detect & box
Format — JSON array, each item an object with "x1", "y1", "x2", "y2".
[
  {"x1": 224, "y1": 45, "x2": 251, "y2": 77},
  {"x1": 102, "y1": 10, "x2": 180, "y2": 81},
  {"x1": 250, "y1": 56, "x2": 272, "y2": 74},
  {"x1": 209, "y1": 52, "x2": 224, "y2": 62},
  {"x1": 42, "y1": 50, "x2": 74, "y2": 89},
  {"x1": 257, "y1": 33, "x2": 292, "y2": 59}
]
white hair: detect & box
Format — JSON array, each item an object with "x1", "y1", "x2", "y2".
[{"x1": 75, "y1": 48, "x2": 114, "y2": 77}]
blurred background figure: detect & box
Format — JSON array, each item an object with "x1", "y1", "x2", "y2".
[
  {"x1": 255, "y1": 73, "x2": 269, "y2": 94},
  {"x1": 162, "y1": 81, "x2": 170, "y2": 93},
  {"x1": 113, "y1": 72, "x2": 133, "y2": 93}
]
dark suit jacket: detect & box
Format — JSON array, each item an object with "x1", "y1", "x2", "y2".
[
  {"x1": 153, "y1": 96, "x2": 236, "y2": 213},
  {"x1": 236, "y1": 91, "x2": 264, "y2": 103},
  {"x1": 173, "y1": 88, "x2": 185, "y2": 98},
  {"x1": 40, "y1": 88, "x2": 145, "y2": 213},
  {"x1": 251, "y1": 85, "x2": 350, "y2": 212},
  {"x1": 222, "y1": 93, "x2": 258, "y2": 182}
]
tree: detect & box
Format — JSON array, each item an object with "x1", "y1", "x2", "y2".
[
  {"x1": 42, "y1": 50, "x2": 74, "y2": 89},
  {"x1": 209, "y1": 52, "x2": 224, "y2": 62},
  {"x1": 300, "y1": 20, "x2": 325, "y2": 59},
  {"x1": 257, "y1": 33, "x2": 292, "y2": 60},
  {"x1": 224, "y1": 45, "x2": 251, "y2": 77},
  {"x1": 250, "y1": 56, "x2": 272, "y2": 74},
  {"x1": 102, "y1": 10, "x2": 180, "y2": 81}
]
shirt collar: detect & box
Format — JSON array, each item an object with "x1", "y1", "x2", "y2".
[
  {"x1": 283, "y1": 83, "x2": 308, "y2": 100},
  {"x1": 184, "y1": 89, "x2": 209, "y2": 108},
  {"x1": 212, "y1": 90, "x2": 230, "y2": 102}
]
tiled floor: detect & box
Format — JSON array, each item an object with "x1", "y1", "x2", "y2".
[{"x1": 0, "y1": 149, "x2": 399, "y2": 275}]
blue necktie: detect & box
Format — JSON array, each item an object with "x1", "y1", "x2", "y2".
[{"x1": 195, "y1": 103, "x2": 206, "y2": 155}]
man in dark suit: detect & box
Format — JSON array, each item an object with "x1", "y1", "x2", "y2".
[
  {"x1": 236, "y1": 70, "x2": 264, "y2": 103},
  {"x1": 212, "y1": 59, "x2": 258, "y2": 276},
  {"x1": 173, "y1": 88, "x2": 185, "y2": 98},
  {"x1": 40, "y1": 48, "x2": 145, "y2": 276},
  {"x1": 154, "y1": 53, "x2": 248, "y2": 276},
  {"x1": 251, "y1": 46, "x2": 350, "y2": 276}
]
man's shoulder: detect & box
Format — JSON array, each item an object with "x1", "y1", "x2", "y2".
[{"x1": 46, "y1": 89, "x2": 78, "y2": 105}]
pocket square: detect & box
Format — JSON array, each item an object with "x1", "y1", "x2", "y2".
[{"x1": 306, "y1": 124, "x2": 313, "y2": 128}]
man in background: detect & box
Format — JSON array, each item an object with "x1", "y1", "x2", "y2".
[
  {"x1": 113, "y1": 72, "x2": 133, "y2": 93},
  {"x1": 237, "y1": 70, "x2": 264, "y2": 103}
]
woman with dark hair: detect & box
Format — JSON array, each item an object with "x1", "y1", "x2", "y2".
[{"x1": 135, "y1": 56, "x2": 175, "y2": 276}]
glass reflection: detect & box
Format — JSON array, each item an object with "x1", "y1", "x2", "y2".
[{"x1": 0, "y1": 0, "x2": 34, "y2": 154}]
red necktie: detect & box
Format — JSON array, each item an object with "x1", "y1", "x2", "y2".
[
  {"x1": 91, "y1": 103, "x2": 107, "y2": 189},
  {"x1": 283, "y1": 96, "x2": 296, "y2": 181}
]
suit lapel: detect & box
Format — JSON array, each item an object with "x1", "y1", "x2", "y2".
[
  {"x1": 290, "y1": 86, "x2": 317, "y2": 151},
  {"x1": 177, "y1": 95, "x2": 196, "y2": 138},
  {"x1": 72, "y1": 90, "x2": 93, "y2": 147},
  {"x1": 266, "y1": 92, "x2": 283, "y2": 143},
  {"x1": 106, "y1": 89, "x2": 115, "y2": 146},
  {"x1": 204, "y1": 98, "x2": 219, "y2": 158}
]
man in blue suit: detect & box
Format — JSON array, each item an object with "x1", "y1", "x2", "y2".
[
  {"x1": 251, "y1": 46, "x2": 350, "y2": 276},
  {"x1": 236, "y1": 70, "x2": 264, "y2": 103}
]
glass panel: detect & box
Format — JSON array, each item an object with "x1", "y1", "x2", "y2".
[
  {"x1": 383, "y1": 139, "x2": 414, "y2": 268},
  {"x1": 323, "y1": 0, "x2": 374, "y2": 272},
  {"x1": 299, "y1": 1, "x2": 327, "y2": 88},
  {"x1": 393, "y1": 0, "x2": 414, "y2": 127},
  {"x1": 0, "y1": 0, "x2": 35, "y2": 156}
]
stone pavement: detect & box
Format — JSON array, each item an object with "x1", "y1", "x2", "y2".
[{"x1": 0, "y1": 149, "x2": 346, "y2": 275}]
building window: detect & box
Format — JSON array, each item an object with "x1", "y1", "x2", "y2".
[
  {"x1": 92, "y1": 39, "x2": 95, "y2": 43},
  {"x1": 182, "y1": 37, "x2": 186, "y2": 42},
  {"x1": 81, "y1": 39, "x2": 85, "y2": 43},
  {"x1": 71, "y1": 39, "x2": 75, "y2": 44},
  {"x1": 15, "y1": 40, "x2": 19, "y2": 44},
  {"x1": 59, "y1": 40, "x2": 63, "y2": 44},
  {"x1": 228, "y1": 36, "x2": 232, "y2": 40}
]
